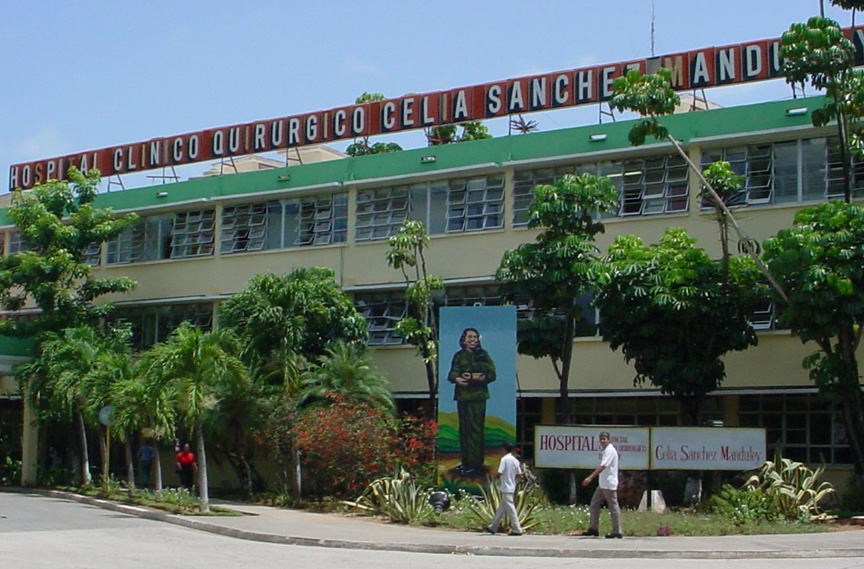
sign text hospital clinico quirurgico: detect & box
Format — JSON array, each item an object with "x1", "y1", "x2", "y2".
[{"x1": 10, "y1": 25, "x2": 864, "y2": 191}]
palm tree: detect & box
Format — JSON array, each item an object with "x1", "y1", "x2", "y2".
[
  {"x1": 297, "y1": 341, "x2": 394, "y2": 413},
  {"x1": 110, "y1": 353, "x2": 177, "y2": 491},
  {"x1": 25, "y1": 327, "x2": 124, "y2": 486},
  {"x1": 143, "y1": 322, "x2": 248, "y2": 512}
]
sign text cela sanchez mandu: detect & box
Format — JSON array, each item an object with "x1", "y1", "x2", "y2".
[{"x1": 10, "y1": 26, "x2": 864, "y2": 191}]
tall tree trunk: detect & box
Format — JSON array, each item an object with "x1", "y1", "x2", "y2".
[
  {"x1": 154, "y1": 442, "x2": 163, "y2": 492},
  {"x1": 98, "y1": 424, "x2": 110, "y2": 491},
  {"x1": 76, "y1": 410, "x2": 91, "y2": 486},
  {"x1": 557, "y1": 315, "x2": 576, "y2": 424},
  {"x1": 425, "y1": 360, "x2": 437, "y2": 420},
  {"x1": 195, "y1": 421, "x2": 210, "y2": 513},
  {"x1": 124, "y1": 434, "x2": 135, "y2": 489}
]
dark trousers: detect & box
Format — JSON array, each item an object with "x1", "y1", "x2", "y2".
[{"x1": 457, "y1": 400, "x2": 486, "y2": 469}]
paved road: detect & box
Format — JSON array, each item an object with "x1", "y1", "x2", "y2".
[{"x1": 3, "y1": 491, "x2": 864, "y2": 569}]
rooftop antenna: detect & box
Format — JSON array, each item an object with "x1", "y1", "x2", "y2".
[{"x1": 651, "y1": 0, "x2": 656, "y2": 57}]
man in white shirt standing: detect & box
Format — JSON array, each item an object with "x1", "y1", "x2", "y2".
[
  {"x1": 581, "y1": 431, "x2": 623, "y2": 539},
  {"x1": 482, "y1": 442, "x2": 523, "y2": 536}
]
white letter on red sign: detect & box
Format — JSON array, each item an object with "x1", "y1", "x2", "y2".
[
  {"x1": 334, "y1": 110, "x2": 347, "y2": 137},
  {"x1": 382, "y1": 102, "x2": 396, "y2": 130},
  {"x1": 173, "y1": 138, "x2": 184, "y2": 162}
]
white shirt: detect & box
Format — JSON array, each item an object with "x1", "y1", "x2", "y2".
[
  {"x1": 497, "y1": 452, "x2": 522, "y2": 493},
  {"x1": 598, "y1": 444, "x2": 619, "y2": 490}
]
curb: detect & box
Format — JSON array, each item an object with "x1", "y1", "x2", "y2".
[{"x1": 14, "y1": 488, "x2": 864, "y2": 559}]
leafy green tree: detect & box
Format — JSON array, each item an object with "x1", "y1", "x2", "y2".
[
  {"x1": 219, "y1": 268, "x2": 368, "y2": 395},
  {"x1": 346, "y1": 92, "x2": 403, "y2": 156},
  {"x1": 595, "y1": 227, "x2": 764, "y2": 425},
  {"x1": 610, "y1": 69, "x2": 787, "y2": 300},
  {"x1": 496, "y1": 174, "x2": 619, "y2": 422},
  {"x1": 426, "y1": 121, "x2": 492, "y2": 145},
  {"x1": 142, "y1": 322, "x2": 248, "y2": 512},
  {"x1": 219, "y1": 267, "x2": 367, "y2": 496},
  {"x1": 0, "y1": 167, "x2": 137, "y2": 338},
  {"x1": 781, "y1": 16, "x2": 864, "y2": 203},
  {"x1": 386, "y1": 220, "x2": 443, "y2": 416},
  {"x1": 763, "y1": 201, "x2": 864, "y2": 475},
  {"x1": 297, "y1": 341, "x2": 394, "y2": 413}
]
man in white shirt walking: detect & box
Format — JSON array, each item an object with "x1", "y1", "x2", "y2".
[
  {"x1": 581, "y1": 431, "x2": 623, "y2": 539},
  {"x1": 482, "y1": 443, "x2": 523, "y2": 536}
]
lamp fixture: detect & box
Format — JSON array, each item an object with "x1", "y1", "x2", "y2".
[
  {"x1": 588, "y1": 133, "x2": 607, "y2": 142},
  {"x1": 420, "y1": 155, "x2": 436, "y2": 164},
  {"x1": 156, "y1": 191, "x2": 169, "y2": 198},
  {"x1": 277, "y1": 174, "x2": 291, "y2": 181},
  {"x1": 785, "y1": 107, "x2": 808, "y2": 116}
]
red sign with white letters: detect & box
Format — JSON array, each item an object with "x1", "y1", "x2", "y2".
[{"x1": 10, "y1": 26, "x2": 864, "y2": 191}]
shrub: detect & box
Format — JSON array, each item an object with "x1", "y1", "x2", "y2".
[
  {"x1": 292, "y1": 394, "x2": 397, "y2": 498},
  {"x1": 396, "y1": 414, "x2": 437, "y2": 486},
  {"x1": 705, "y1": 484, "x2": 784, "y2": 525}
]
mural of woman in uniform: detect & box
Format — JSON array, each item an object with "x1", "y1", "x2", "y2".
[{"x1": 447, "y1": 327, "x2": 496, "y2": 477}]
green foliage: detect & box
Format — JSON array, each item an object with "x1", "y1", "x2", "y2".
[
  {"x1": 347, "y1": 141, "x2": 403, "y2": 156},
  {"x1": 832, "y1": 0, "x2": 864, "y2": 10},
  {"x1": 142, "y1": 322, "x2": 249, "y2": 511},
  {"x1": 781, "y1": 16, "x2": 864, "y2": 201},
  {"x1": 144, "y1": 323, "x2": 248, "y2": 431},
  {"x1": 427, "y1": 121, "x2": 492, "y2": 145},
  {"x1": 0, "y1": 456, "x2": 22, "y2": 486},
  {"x1": 345, "y1": 468, "x2": 436, "y2": 525},
  {"x1": 297, "y1": 341, "x2": 394, "y2": 413},
  {"x1": 219, "y1": 268, "x2": 368, "y2": 394},
  {"x1": 744, "y1": 454, "x2": 836, "y2": 521},
  {"x1": 763, "y1": 195, "x2": 864, "y2": 473},
  {"x1": 595, "y1": 227, "x2": 764, "y2": 424},
  {"x1": 496, "y1": 174, "x2": 618, "y2": 420},
  {"x1": 610, "y1": 68, "x2": 679, "y2": 146},
  {"x1": 781, "y1": 16, "x2": 855, "y2": 90},
  {"x1": 706, "y1": 484, "x2": 784, "y2": 525},
  {"x1": 763, "y1": 202, "x2": 864, "y2": 394},
  {"x1": 387, "y1": 221, "x2": 443, "y2": 407},
  {"x1": 346, "y1": 92, "x2": 404, "y2": 156},
  {"x1": 0, "y1": 167, "x2": 137, "y2": 338},
  {"x1": 701, "y1": 161, "x2": 744, "y2": 208}
]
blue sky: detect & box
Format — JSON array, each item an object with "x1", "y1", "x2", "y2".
[{"x1": 1, "y1": 1, "x2": 857, "y2": 190}]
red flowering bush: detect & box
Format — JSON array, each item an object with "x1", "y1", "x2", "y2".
[
  {"x1": 396, "y1": 414, "x2": 438, "y2": 486},
  {"x1": 291, "y1": 394, "x2": 440, "y2": 498},
  {"x1": 292, "y1": 394, "x2": 397, "y2": 497}
]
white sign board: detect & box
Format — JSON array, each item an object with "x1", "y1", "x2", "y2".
[
  {"x1": 534, "y1": 426, "x2": 650, "y2": 470},
  {"x1": 650, "y1": 427, "x2": 766, "y2": 470}
]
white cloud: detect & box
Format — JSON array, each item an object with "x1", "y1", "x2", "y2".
[
  {"x1": 12, "y1": 126, "x2": 70, "y2": 162},
  {"x1": 342, "y1": 54, "x2": 384, "y2": 79}
]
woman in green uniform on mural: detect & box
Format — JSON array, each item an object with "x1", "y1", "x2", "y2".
[{"x1": 447, "y1": 327, "x2": 496, "y2": 477}]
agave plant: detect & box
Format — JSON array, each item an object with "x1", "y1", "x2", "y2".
[
  {"x1": 745, "y1": 452, "x2": 836, "y2": 521},
  {"x1": 468, "y1": 470, "x2": 542, "y2": 531},
  {"x1": 344, "y1": 468, "x2": 435, "y2": 525}
]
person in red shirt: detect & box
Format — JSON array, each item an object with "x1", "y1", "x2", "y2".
[{"x1": 176, "y1": 443, "x2": 197, "y2": 489}]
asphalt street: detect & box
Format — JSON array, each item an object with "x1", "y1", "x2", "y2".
[{"x1": 3, "y1": 491, "x2": 864, "y2": 569}]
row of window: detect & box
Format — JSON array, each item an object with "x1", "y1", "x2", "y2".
[
  {"x1": 4, "y1": 135, "x2": 858, "y2": 265},
  {"x1": 356, "y1": 285, "x2": 775, "y2": 347},
  {"x1": 700, "y1": 137, "x2": 864, "y2": 205}
]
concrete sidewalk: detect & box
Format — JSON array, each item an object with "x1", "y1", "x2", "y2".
[{"x1": 35, "y1": 489, "x2": 864, "y2": 559}]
